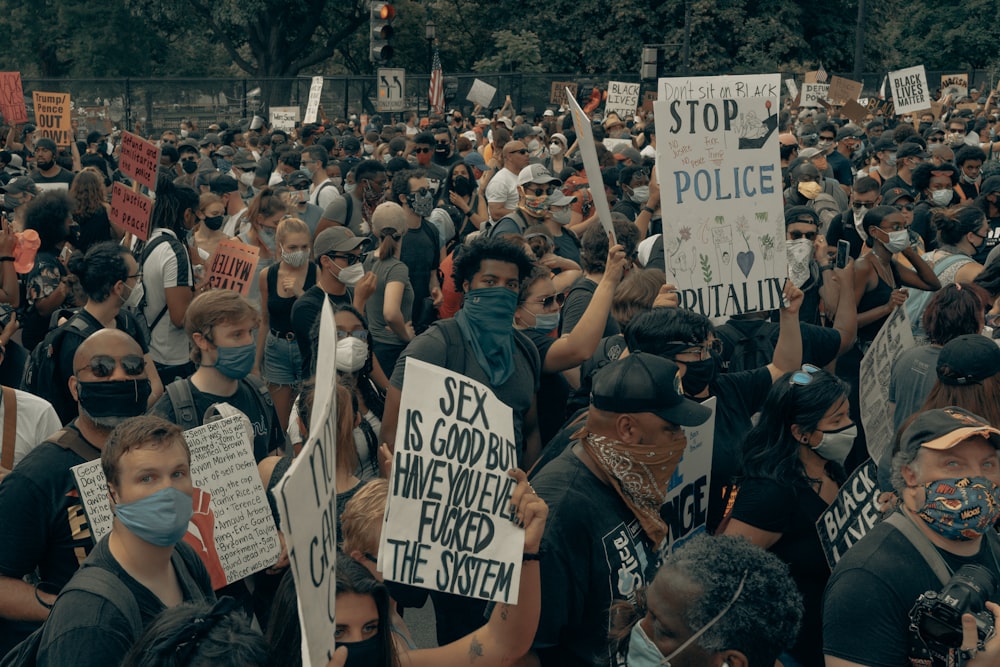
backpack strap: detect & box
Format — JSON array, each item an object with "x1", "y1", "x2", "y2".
[
  {"x1": 61, "y1": 565, "x2": 143, "y2": 640},
  {"x1": 241, "y1": 375, "x2": 279, "y2": 448},
  {"x1": 140, "y1": 234, "x2": 187, "y2": 332},
  {"x1": 885, "y1": 511, "x2": 953, "y2": 586},
  {"x1": 165, "y1": 379, "x2": 199, "y2": 431},
  {"x1": 0, "y1": 386, "x2": 15, "y2": 471},
  {"x1": 432, "y1": 319, "x2": 466, "y2": 376},
  {"x1": 48, "y1": 426, "x2": 102, "y2": 462}
]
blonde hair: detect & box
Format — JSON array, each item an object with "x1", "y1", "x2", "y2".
[
  {"x1": 276, "y1": 217, "x2": 310, "y2": 245},
  {"x1": 199, "y1": 192, "x2": 222, "y2": 213},
  {"x1": 341, "y1": 478, "x2": 388, "y2": 555}
]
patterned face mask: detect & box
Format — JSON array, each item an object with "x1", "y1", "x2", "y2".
[{"x1": 915, "y1": 477, "x2": 1000, "y2": 541}]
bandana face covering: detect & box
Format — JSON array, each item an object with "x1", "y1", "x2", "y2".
[{"x1": 454, "y1": 287, "x2": 518, "y2": 385}]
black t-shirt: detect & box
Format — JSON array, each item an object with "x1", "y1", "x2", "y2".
[
  {"x1": 522, "y1": 328, "x2": 570, "y2": 446},
  {"x1": 825, "y1": 211, "x2": 866, "y2": 260},
  {"x1": 29, "y1": 167, "x2": 75, "y2": 187},
  {"x1": 880, "y1": 175, "x2": 918, "y2": 199},
  {"x1": 399, "y1": 220, "x2": 441, "y2": 321},
  {"x1": 266, "y1": 262, "x2": 318, "y2": 334},
  {"x1": 290, "y1": 284, "x2": 354, "y2": 373},
  {"x1": 827, "y1": 151, "x2": 854, "y2": 187},
  {"x1": 73, "y1": 207, "x2": 114, "y2": 253},
  {"x1": 552, "y1": 230, "x2": 582, "y2": 266},
  {"x1": 716, "y1": 319, "x2": 840, "y2": 371},
  {"x1": 559, "y1": 276, "x2": 618, "y2": 338}
]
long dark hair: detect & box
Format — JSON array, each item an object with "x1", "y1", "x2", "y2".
[{"x1": 336, "y1": 554, "x2": 399, "y2": 667}]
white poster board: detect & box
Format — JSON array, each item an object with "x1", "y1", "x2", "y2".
[
  {"x1": 379, "y1": 358, "x2": 524, "y2": 604},
  {"x1": 889, "y1": 66, "x2": 930, "y2": 115},
  {"x1": 566, "y1": 88, "x2": 616, "y2": 243},
  {"x1": 654, "y1": 74, "x2": 787, "y2": 318},
  {"x1": 605, "y1": 81, "x2": 640, "y2": 119},
  {"x1": 860, "y1": 306, "x2": 915, "y2": 463},
  {"x1": 466, "y1": 78, "x2": 497, "y2": 108},
  {"x1": 940, "y1": 74, "x2": 968, "y2": 100},
  {"x1": 800, "y1": 83, "x2": 830, "y2": 108},
  {"x1": 784, "y1": 79, "x2": 799, "y2": 99},
  {"x1": 661, "y1": 397, "x2": 716, "y2": 554},
  {"x1": 304, "y1": 76, "x2": 324, "y2": 123},
  {"x1": 269, "y1": 107, "x2": 300, "y2": 132}
]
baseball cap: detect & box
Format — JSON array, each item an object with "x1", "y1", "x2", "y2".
[
  {"x1": 937, "y1": 335, "x2": 1000, "y2": 386},
  {"x1": 873, "y1": 137, "x2": 897, "y2": 153},
  {"x1": 614, "y1": 147, "x2": 643, "y2": 163},
  {"x1": 199, "y1": 133, "x2": 221, "y2": 147},
  {"x1": 836, "y1": 124, "x2": 864, "y2": 141},
  {"x1": 548, "y1": 190, "x2": 577, "y2": 207},
  {"x1": 901, "y1": 407, "x2": 1000, "y2": 453},
  {"x1": 784, "y1": 205, "x2": 819, "y2": 226},
  {"x1": 882, "y1": 188, "x2": 914, "y2": 206},
  {"x1": 778, "y1": 133, "x2": 799, "y2": 147},
  {"x1": 590, "y1": 353, "x2": 712, "y2": 427},
  {"x1": 5, "y1": 154, "x2": 24, "y2": 175},
  {"x1": 512, "y1": 124, "x2": 538, "y2": 140},
  {"x1": 981, "y1": 175, "x2": 1000, "y2": 195},
  {"x1": 542, "y1": 109, "x2": 555, "y2": 117},
  {"x1": 208, "y1": 174, "x2": 239, "y2": 194},
  {"x1": 0, "y1": 176, "x2": 37, "y2": 196},
  {"x1": 233, "y1": 149, "x2": 258, "y2": 170},
  {"x1": 798, "y1": 146, "x2": 824, "y2": 161},
  {"x1": 517, "y1": 163, "x2": 562, "y2": 187},
  {"x1": 285, "y1": 170, "x2": 312, "y2": 187},
  {"x1": 495, "y1": 117, "x2": 513, "y2": 131},
  {"x1": 313, "y1": 226, "x2": 370, "y2": 256},
  {"x1": 215, "y1": 145, "x2": 236, "y2": 158},
  {"x1": 464, "y1": 151, "x2": 486, "y2": 170},
  {"x1": 34, "y1": 138, "x2": 57, "y2": 153},
  {"x1": 897, "y1": 143, "x2": 929, "y2": 159}
]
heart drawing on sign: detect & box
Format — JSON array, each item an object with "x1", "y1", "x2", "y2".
[{"x1": 736, "y1": 251, "x2": 754, "y2": 277}]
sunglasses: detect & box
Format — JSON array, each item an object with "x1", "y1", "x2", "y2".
[
  {"x1": 336, "y1": 329, "x2": 369, "y2": 341},
  {"x1": 414, "y1": 147, "x2": 431, "y2": 154},
  {"x1": 326, "y1": 252, "x2": 366, "y2": 265},
  {"x1": 851, "y1": 201, "x2": 876, "y2": 210},
  {"x1": 525, "y1": 186, "x2": 555, "y2": 197},
  {"x1": 788, "y1": 230, "x2": 816, "y2": 240},
  {"x1": 895, "y1": 203, "x2": 915, "y2": 212},
  {"x1": 506, "y1": 149, "x2": 529, "y2": 156},
  {"x1": 534, "y1": 293, "x2": 566, "y2": 309},
  {"x1": 408, "y1": 187, "x2": 432, "y2": 198},
  {"x1": 927, "y1": 137, "x2": 944, "y2": 144},
  {"x1": 75, "y1": 354, "x2": 145, "y2": 378},
  {"x1": 790, "y1": 364, "x2": 821, "y2": 386}
]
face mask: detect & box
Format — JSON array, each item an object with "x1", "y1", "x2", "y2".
[
  {"x1": 123, "y1": 279, "x2": 144, "y2": 309},
  {"x1": 550, "y1": 207, "x2": 572, "y2": 225},
  {"x1": 239, "y1": 171, "x2": 255, "y2": 186},
  {"x1": 211, "y1": 342, "x2": 256, "y2": 379},
  {"x1": 797, "y1": 181, "x2": 823, "y2": 200},
  {"x1": 630, "y1": 185, "x2": 650, "y2": 204},
  {"x1": 884, "y1": 229, "x2": 909, "y2": 253},
  {"x1": 527, "y1": 139, "x2": 540, "y2": 152},
  {"x1": 281, "y1": 249, "x2": 309, "y2": 268},
  {"x1": 452, "y1": 176, "x2": 474, "y2": 197},
  {"x1": 344, "y1": 182, "x2": 357, "y2": 196},
  {"x1": 406, "y1": 190, "x2": 435, "y2": 218},
  {"x1": 971, "y1": 232, "x2": 988, "y2": 252},
  {"x1": 817, "y1": 140, "x2": 833, "y2": 151},
  {"x1": 335, "y1": 262, "x2": 365, "y2": 287},
  {"x1": 180, "y1": 129, "x2": 189, "y2": 139},
  {"x1": 336, "y1": 636, "x2": 383, "y2": 667},
  {"x1": 681, "y1": 358, "x2": 716, "y2": 396},
  {"x1": 548, "y1": 142, "x2": 563, "y2": 156},
  {"x1": 364, "y1": 144, "x2": 375, "y2": 155},
  {"x1": 300, "y1": 164, "x2": 313, "y2": 179},
  {"x1": 257, "y1": 226, "x2": 277, "y2": 252},
  {"x1": 181, "y1": 160, "x2": 198, "y2": 174},
  {"x1": 853, "y1": 141, "x2": 865, "y2": 157},
  {"x1": 523, "y1": 192, "x2": 549, "y2": 216},
  {"x1": 852, "y1": 206, "x2": 869, "y2": 228},
  {"x1": 885, "y1": 154, "x2": 897, "y2": 167},
  {"x1": 810, "y1": 423, "x2": 856, "y2": 466},
  {"x1": 529, "y1": 311, "x2": 560, "y2": 333},
  {"x1": 962, "y1": 173, "x2": 981, "y2": 185},
  {"x1": 216, "y1": 158, "x2": 232, "y2": 173},
  {"x1": 335, "y1": 336, "x2": 369, "y2": 373},
  {"x1": 915, "y1": 477, "x2": 1000, "y2": 540},
  {"x1": 785, "y1": 237, "x2": 814, "y2": 288},
  {"x1": 203, "y1": 215, "x2": 224, "y2": 231},
  {"x1": 113, "y1": 486, "x2": 193, "y2": 547},
  {"x1": 76, "y1": 378, "x2": 152, "y2": 421},
  {"x1": 930, "y1": 189, "x2": 952, "y2": 207},
  {"x1": 331, "y1": 176, "x2": 343, "y2": 188}
]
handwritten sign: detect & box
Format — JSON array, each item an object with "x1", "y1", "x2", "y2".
[
  {"x1": 304, "y1": 76, "x2": 323, "y2": 124},
  {"x1": 800, "y1": 83, "x2": 830, "y2": 108},
  {"x1": 860, "y1": 306, "x2": 915, "y2": 463},
  {"x1": 109, "y1": 182, "x2": 153, "y2": 241},
  {"x1": 890, "y1": 65, "x2": 929, "y2": 115},
  {"x1": 269, "y1": 107, "x2": 300, "y2": 133},
  {"x1": 940, "y1": 73, "x2": 968, "y2": 100},
  {"x1": 379, "y1": 358, "x2": 524, "y2": 605},
  {"x1": 827, "y1": 76, "x2": 863, "y2": 105},
  {"x1": 784, "y1": 79, "x2": 799, "y2": 100},
  {"x1": 119, "y1": 131, "x2": 160, "y2": 192},
  {"x1": 605, "y1": 81, "x2": 640, "y2": 119},
  {"x1": 816, "y1": 459, "x2": 880, "y2": 569},
  {"x1": 654, "y1": 74, "x2": 786, "y2": 318},
  {"x1": 466, "y1": 79, "x2": 497, "y2": 108},
  {"x1": 550, "y1": 81, "x2": 577, "y2": 107},
  {"x1": 32, "y1": 91, "x2": 72, "y2": 147},
  {"x1": 864, "y1": 97, "x2": 895, "y2": 118},
  {"x1": 0, "y1": 73, "x2": 27, "y2": 124},
  {"x1": 72, "y1": 413, "x2": 280, "y2": 589},
  {"x1": 275, "y1": 297, "x2": 339, "y2": 667},
  {"x1": 566, "y1": 88, "x2": 616, "y2": 244},
  {"x1": 206, "y1": 239, "x2": 260, "y2": 297},
  {"x1": 661, "y1": 398, "x2": 716, "y2": 554}
]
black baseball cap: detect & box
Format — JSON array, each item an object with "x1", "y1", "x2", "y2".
[
  {"x1": 784, "y1": 205, "x2": 820, "y2": 226},
  {"x1": 590, "y1": 353, "x2": 712, "y2": 427},
  {"x1": 937, "y1": 335, "x2": 1000, "y2": 386},
  {"x1": 898, "y1": 143, "x2": 929, "y2": 159},
  {"x1": 882, "y1": 188, "x2": 914, "y2": 206}
]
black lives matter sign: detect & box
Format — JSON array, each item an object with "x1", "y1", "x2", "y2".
[{"x1": 890, "y1": 65, "x2": 929, "y2": 115}]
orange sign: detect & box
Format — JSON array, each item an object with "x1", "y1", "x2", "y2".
[
  {"x1": 109, "y1": 182, "x2": 153, "y2": 241},
  {"x1": 119, "y1": 131, "x2": 161, "y2": 191},
  {"x1": 206, "y1": 239, "x2": 260, "y2": 297},
  {"x1": 32, "y1": 91, "x2": 71, "y2": 147}
]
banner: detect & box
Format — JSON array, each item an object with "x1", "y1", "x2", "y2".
[
  {"x1": 206, "y1": 239, "x2": 261, "y2": 297},
  {"x1": 269, "y1": 107, "x2": 300, "y2": 133},
  {"x1": 379, "y1": 358, "x2": 524, "y2": 604},
  {"x1": 109, "y1": 182, "x2": 153, "y2": 241},
  {"x1": 119, "y1": 131, "x2": 161, "y2": 192},
  {"x1": 72, "y1": 413, "x2": 281, "y2": 590},
  {"x1": 466, "y1": 79, "x2": 497, "y2": 108},
  {"x1": 605, "y1": 81, "x2": 641, "y2": 119},
  {"x1": 827, "y1": 76, "x2": 863, "y2": 105},
  {"x1": 304, "y1": 76, "x2": 323, "y2": 124},
  {"x1": 32, "y1": 91, "x2": 72, "y2": 147},
  {"x1": 0, "y1": 73, "x2": 27, "y2": 124},
  {"x1": 566, "y1": 88, "x2": 616, "y2": 243},
  {"x1": 940, "y1": 74, "x2": 968, "y2": 100},
  {"x1": 860, "y1": 306, "x2": 915, "y2": 463},
  {"x1": 816, "y1": 460, "x2": 881, "y2": 569},
  {"x1": 654, "y1": 74, "x2": 787, "y2": 318},
  {"x1": 275, "y1": 297, "x2": 340, "y2": 667},
  {"x1": 661, "y1": 397, "x2": 716, "y2": 554},
  {"x1": 889, "y1": 66, "x2": 930, "y2": 115},
  {"x1": 800, "y1": 83, "x2": 830, "y2": 108},
  {"x1": 550, "y1": 81, "x2": 577, "y2": 107}
]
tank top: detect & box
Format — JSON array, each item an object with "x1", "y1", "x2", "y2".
[{"x1": 266, "y1": 263, "x2": 317, "y2": 333}]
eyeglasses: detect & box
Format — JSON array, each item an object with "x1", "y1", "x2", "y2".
[
  {"x1": 533, "y1": 293, "x2": 566, "y2": 309},
  {"x1": 788, "y1": 230, "x2": 816, "y2": 240},
  {"x1": 75, "y1": 354, "x2": 145, "y2": 378},
  {"x1": 506, "y1": 149, "x2": 529, "y2": 156},
  {"x1": 336, "y1": 329, "x2": 369, "y2": 341},
  {"x1": 326, "y1": 252, "x2": 366, "y2": 266},
  {"x1": 851, "y1": 201, "x2": 876, "y2": 210},
  {"x1": 127, "y1": 273, "x2": 142, "y2": 281},
  {"x1": 414, "y1": 147, "x2": 431, "y2": 154},
  {"x1": 790, "y1": 364, "x2": 821, "y2": 386},
  {"x1": 895, "y1": 203, "x2": 915, "y2": 212},
  {"x1": 525, "y1": 186, "x2": 555, "y2": 197},
  {"x1": 669, "y1": 338, "x2": 722, "y2": 361},
  {"x1": 927, "y1": 137, "x2": 944, "y2": 144}
]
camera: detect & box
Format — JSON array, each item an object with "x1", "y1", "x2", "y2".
[{"x1": 910, "y1": 564, "x2": 996, "y2": 655}]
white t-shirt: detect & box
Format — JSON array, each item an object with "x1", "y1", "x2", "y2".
[
  {"x1": 142, "y1": 229, "x2": 193, "y2": 366},
  {"x1": 222, "y1": 207, "x2": 249, "y2": 238},
  {"x1": 484, "y1": 167, "x2": 519, "y2": 220},
  {"x1": 310, "y1": 179, "x2": 341, "y2": 210},
  {"x1": 2, "y1": 388, "x2": 62, "y2": 469}
]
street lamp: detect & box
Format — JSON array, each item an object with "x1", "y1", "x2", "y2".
[{"x1": 425, "y1": 18, "x2": 436, "y2": 73}]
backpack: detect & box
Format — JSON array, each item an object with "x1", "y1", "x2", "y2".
[
  {"x1": 164, "y1": 375, "x2": 275, "y2": 434},
  {"x1": 432, "y1": 318, "x2": 540, "y2": 384},
  {"x1": 714, "y1": 321, "x2": 779, "y2": 372},
  {"x1": 809, "y1": 193, "x2": 841, "y2": 234},
  {"x1": 486, "y1": 210, "x2": 529, "y2": 238},
  {"x1": 21, "y1": 314, "x2": 102, "y2": 414},
  {"x1": 131, "y1": 232, "x2": 190, "y2": 341}
]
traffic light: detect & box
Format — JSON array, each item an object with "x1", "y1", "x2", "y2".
[
  {"x1": 370, "y1": 1, "x2": 396, "y2": 64},
  {"x1": 641, "y1": 46, "x2": 663, "y2": 81}
]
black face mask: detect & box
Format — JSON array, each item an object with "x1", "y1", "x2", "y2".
[
  {"x1": 203, "y1": 215, "x2": 225, "y2": 231},
  {"x1": 452, "y1": 175, "x2": 474, "y2": 197},
  {"x1": 76, "y1": 379, "x2": 152, "y2": 419},
  {"x1": 181, "y1": 160, "x2": 198, "y2": 174},
  {"x1": 681, "y1": 358, "x2": 717, "y2": 396},
  {"x1": 336, "y1": 637, "x2": 383, "y2": 667}
]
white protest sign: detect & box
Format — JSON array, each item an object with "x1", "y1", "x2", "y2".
[
  {"x1": 800, "y1": 83, "x2": 830, "y2": 108},
  {"x1": 654, "y1": 74, "x2": 787, "y2": 318},
  {"x1": 661, "y1": 397, "x2": 716, "y2": 554},
  {"x1": 605, "y1": 81, "x2": 640, "y2": 119},
  {"x1": 860, "y1": 306, "x2": 915, "y2": 463},
  {"x1": 566, "y1": 87, "x2": 616, "y2": 244},
  {"x1": 380, "y1": 358, "x2": 524, "y2": 604},
  {"x1": 657, "y1": 74, "x2": 779, "y2": 103},
  {"x1": 784, "y1": 79, "x2": 799, "y2": 99},
  {"x1": 269, "y1": 106, "x2": 300, "y2": 132},
  {"x1": 274, "y1": 296, "x2": 339, "y2": 667},
  {"x1": 72, "y1": 413, "x2": 280, "y2": 590},
  {"x1": 602, "y1": 137, "x2": 632, "y2": 154},
  {"x1": 940, "y1": 73, "x2": 968, "y2": 100},
  {"x1": 466, "y1": 78, "x2": 497, "y2": 108},
  {"x1": 816, "y1": 460, "x2": 881, "y2": 569},
  {"x1": 889, "y1": 65, "x2": 930, "y2": 115},
  {"x1": 304, "y1": 76, "x2": 324, "y2": 123}
]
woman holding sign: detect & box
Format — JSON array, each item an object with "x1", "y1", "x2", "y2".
[{"x1": 721, "y1": 365, "x2": 853, "y2": 667}]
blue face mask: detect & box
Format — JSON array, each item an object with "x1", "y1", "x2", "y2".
[
  {"x1": 531, "y1": 311, "x2": 560, "y2": 334},
  {"x1": 216, "y1": 158, "x2": 232, "y2": 173},
  {"x1": 212, "y1": 341, "x2": 256, "y2": 379},
  {"x1": 454, "y1": 287, "x2": 519, "y2": 386},
  {"x1": 113, "y1": 486, "x2": 192, "y2": 547}
]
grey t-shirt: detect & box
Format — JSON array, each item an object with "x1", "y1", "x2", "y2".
[
  {"x1": 888, "y1": 343, "x2": 941, "y2": 433},
  {"x1": 321, "y1": 192, "x2": 364, "y2": 236},
  {"x1": 364, "y1": 256, "x2": 414, "y2": 347}
]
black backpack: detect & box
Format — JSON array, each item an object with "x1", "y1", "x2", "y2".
[
  {"x1": 714, "y1": 321, "x2": 779, "y2": 373},
  {"x1": 164, "y1": 375, "x2": 276, "y2": 434},
  {"x1": 21, "y1": 314, "x2": 101, "y2": 416},
  {"x1": 132, "y1": 233, "x2": 190, "y2": 341}
]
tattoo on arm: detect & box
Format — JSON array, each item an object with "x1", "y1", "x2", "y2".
[
  {"x1": 469, "y1": 635, "x2": 484, "y2": 661},
  {"x1": 500, "y1": 604, "x2": 510, "y2": 621}
]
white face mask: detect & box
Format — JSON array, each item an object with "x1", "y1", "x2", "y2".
[
  {"x1": 528, "y1": 139, "x2": 540, "y2": 152},
  {"x1": 331, "y1": 176, "x2": 343, "y2": 188},
  {"x1": 884, "y1": 230, "x2": 909, "y2": 253},
  {"x1": 548, "y1": 142, "x2": 563, "y2": 156},
  {"x1": 122, "y1": 281, "x2": 143, "y2": 309},
  {"x1": 335, "y1": 262, "x2": 365, "y2": 286},
  {"x1": 852, "y1": 206, "x2": 869, "y2": 229},
  {"x1": 239, "y1": 171, "x2": 255, "y2": 187},
  {"x1": 344, "y1": 182, "x2": 357, "y2": 196},
  {"x1": 335, "y1": 336, "x2": 369, "y2": 373},
  {"x1": 550, "y1": 208, "x2": 572, "y2": 225},
  {"x1": 931, "y1": 189, "x2": 952, "y2": 206},
  {"x1": 630, "y1": 185, "x2": 650, "y2": 204}
]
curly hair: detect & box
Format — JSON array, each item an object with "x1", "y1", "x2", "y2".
[
  {"x1": 912, "y1": 161, "x2": 958, "y2": 191},
  {"x1": 69, "y1": 169, "x2": 107, "y2": 217},
  {"x1": 452, "y1": 236, "x2": 535, "y2": 293},
  {"x1": 24, "y1": 190, "x2": 72, "y2": 252},
  {"x1": 67, "y1": 241, "x2": 130, "y2": 303}
]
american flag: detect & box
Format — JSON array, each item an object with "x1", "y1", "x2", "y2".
[{"x1": 429, "y1": 46, "x2": 444, "y2": 114}]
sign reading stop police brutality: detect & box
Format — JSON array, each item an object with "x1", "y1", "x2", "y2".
[
  {"x1": 379, "y1": 358, "x2": 525, "y2": 605},
  {"x1": 889, "y1": 65, "x2": 930, "y2": 115},
  {"x1": 654, "y1": 74, "x2": 787, "y2": 317}
]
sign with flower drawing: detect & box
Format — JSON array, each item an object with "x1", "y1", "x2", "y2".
[{"x1": 654, "y1": 74, "x2": 787, "y2": 318}]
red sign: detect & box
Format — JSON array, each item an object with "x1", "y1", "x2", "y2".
[
  {"x1": 206, "y1": 239, "x2": 260, "y2": 297},
  {"x1": 0, "y1": 73, "x2": 27, "y2": 124},
  {"x1": 109, "y1": 182, "x2": 153, "y2": 241},
  {"x1": 119, "y1": 131, "x2": 161, "y2": 192}
]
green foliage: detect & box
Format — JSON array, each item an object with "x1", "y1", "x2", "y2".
[
  {"x1": 473, "y1": 31, "x2": 545, "y2": 73},
  {"x1": 700, "y1": 253, "x2": 713, "y2": 284}
]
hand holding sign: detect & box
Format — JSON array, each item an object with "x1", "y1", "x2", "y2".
[{"x1": 508, "y1": 469, "x2": 548, "y2": 553}]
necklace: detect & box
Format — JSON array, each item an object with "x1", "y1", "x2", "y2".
[{"x1": 870, "y1": 251, "x2": 896, "y2": 289}]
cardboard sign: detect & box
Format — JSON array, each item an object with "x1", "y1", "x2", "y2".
[
  {"x1": 0, "y1": 73, "x2": 27, "y2": 124},
  {"x1": 269, "y1": 107, "x2": 300, "y2": 132},
  {"x1": 550, "y1": 81, "x2": 577, "y2": 107},
  {"x1": 661, "y1": 397, "x2": 716, "y2": 554},
  {"x1": 654, "y1": 74, "x2": 787, "y2": 317},
  {"x1": 304, "y1": 76, "x2": 323, "y2": 124},
  {"x1": 109, "y1": 182, "x2": 153, "y2": 241},
  {"x1": 840, "y1": 99, "x2": 870, "y2": 124},
  {"x1": 118, "y1": 131, "x2": 160, "y2": 192},
  {"x1": 72, "y1": 413, "x2": 281, "y2": 590},
  {"x1": 642, "y1": 90, "x2": 658, "y2": 112},
  {"x1": 206, "y1": 239, "x2": 261, "y2": 297},
  {"x1": 784, "y1": 79, "x2": 799, "y2": 100},
  {"x1": 32, "y1": 91, "x2": 72, "y2": 147},
  {"x1": 860, "y1": 306, "x2": 915, "y2": 463},
  {"x1": 466, "y1": 78, "x2": 497, "y2": 108},
  {"x1": 816, "y1": 460, "x2": 881, "y2": 569},
  {"x1": 274, "y1": 297, "x2": 340, "y2": 667},
  {"x1": 605, "y1": 81, "x2": 640, "y2": 119},
  {"x1": 889, "y1": 66, "x2": 930, "y2": 115},
  {"x1": 864, "y1": 97, "x2": 895, "y2": 118},
  {"x1": 804, "y1": 71, "x2": 819, "y2": 84},
  {"x1": 800, "y1": 83, "x2": 830, "y2": 108},
  {"x1": 940, "y1": 74, "x2": 968, "y2": 100},
  {"x1": 602, "y1": 138, "x2": 632, "y2": 154},
  {"x1": 827, "y1": 76, "x2": 863, "y2": 105},
  {"x1": 379, "y1": 358, "x2": 524, "y2": 604},
  {"x1": 566, "y1": 88, "x2": 616, "y2": 244}
]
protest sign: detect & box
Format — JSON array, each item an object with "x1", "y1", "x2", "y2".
[
  {"x1": 550, "y1": 81, "x2": 577, "y2": 107},
  {"x1": 605, "y1": 81, "x2": 640, "y2": 119},
  {"x1": 602, "y1": 137, "x2": 631, "y2": 154},
  {"x1": 0, "y1": 73, "x2": 27, "y2": 124},
  {"x1": 827, "y1": 76, "x2": 863, "y2": 105},
  {"x1": 32, "y1": 91, "x2": 72, "y2": 147},
  {"x1": 304, "y1": 76, "x2": 323, "y2": 123},
  {"x1": 940, "y1": 74, "x2": 968, "y2": 100},
  {"x1": 379, "y1": 357, "x2": 524, "y2": 605},
  {"x1": 467, "y1": 79, "x2": 497, "y2": 108},
  {"x1": 654, "y1": 74, "x2": 787, "y2": 318},
  {"x1": 816, "y1": 460, "x2": 880, "y2": 569},
  {"x1": 109, "y1": 182, "x2": 153, "y2": 241},
  {"x1": 804, "y1": 71, "x2": 819, "y2": 84},
  {"x1": 800, "y1": 83, "x2": 830, "y2": 108},
  {"x1": 864, "y1": 97, "x2": 895, "y2": 117},
  {"x1": 118, "y1": 131, "x2": 160, "y2": 191},
  {"x1": 642, "y1": 90, "x2": 658, "y2": 112},
  {"x1": 784, "y1": 79, "x2": 799, "y2": 100},
  {"x1": 889, "y1": 66, "x2": 929, "y2": 115},
  {"x1": 860, "y1": 306, "x2": 915, "y2": 463},
  {"x1": 206, "y1": 239, "x2": 261, "y2": 297},
  {"x1": 840, "y1": 99, "x2": 869, "y2": 124},
  {"x1": 661, "y1": 397, "x2": 716, "y2": 554},
  {"x1": 566, "y1": 87, "x2": 616, "y2": 243},
  {"x1": 72, "y1": 413, "x2": 280, "y2": 590},
  {"x1": 658, "y1": 74, "x2": 778, "y2": 103},
  {"x1": 269, "y1": 107, "x2": 300, "y2": 132},
  {"x1": 275, "y1": 297, "x2": 340, "y2": 667}
]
